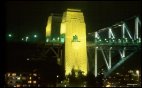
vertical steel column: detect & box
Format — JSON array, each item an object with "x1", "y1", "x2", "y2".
[
  {"x1": 95, "y1": 32, "x2": 98, "y2": 43},
  {"x1": 122, "y1": 23, "x2": 126, "y2": 44},
  {"x1": 109, "y1": 47, "x2": 112, "y2": 69},
  {"x1": 125, "y1": 24, "x2": 133, "y2": 40},
  {"x1": 101, "y1": 48, "x2": 109, "y2": 70},
  {"x1": 122, "y1": 23, "x2": 125, "y2": 38},
  {"x1": 122, "y1": 47, "x2": 126, "y2": 58},
  {"x1": 108, "y1": 28, "x2": 111, "y2": 44},
  {"x1": 95, "y1": 47, "x2": 98, "y2": 77},
  {"x1": 135, "y1": 17, "x2": 139, "y2": 39},
  {"x1": 119, "y1": 50, "x2": 123, "y2": 58}
]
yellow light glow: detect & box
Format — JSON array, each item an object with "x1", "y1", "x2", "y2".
[
  {"x1": 7, "y1": 73, "x2": 10, "y2": 77},
  {"x1": 60, "y1": 12, "x2": 66, "y2": 35},
  {"x1": 33, "y1": 81, "x2": 36, "y2": 84},
  {"x1": 29, "y1": 77, "x2": 32, "y2": 80},
  {"x1": 16, "y1": 84, "x2": 21, "y2": 87},
  {"x1": 106, "y1": 84, "x2": 111, "y2": 87},
  {"x1": 33, "y1": 73, "x2": 37, "y2": 76},
  {"x1": 17, "y1": 77, "x2": 21, "y2": 80},
  {"x1": 60, "y1": 23, "x2": 66, "y2": 35},
  {"x1": 136, "y1": 70, "x2": 139, "y2": 75},
  {"x1": 63, "y1": 9, "x2": 87, "y2": 76},
  {"x1": 12, "y1": 73, "x2": 16, "y2": 76},
  {"x1": 22, "y1": 77, "x2": 26, "y2": 80},
  {"x1": 46, "y1": 16, "x2": 52, "y2": 37},
  {"x1": 28, "y1": 80, "x2": 32, "y2": 84}
]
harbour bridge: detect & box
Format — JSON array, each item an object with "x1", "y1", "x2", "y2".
[
  {"x1": 7, "y1": 14, "x2": 141, "y2": 78},
  {"x1": 38, "y1": 15, "x2": 141, "y2": 77},
  {"x1": 44, "y1": 15, "x2": 141, "y2": 77}
]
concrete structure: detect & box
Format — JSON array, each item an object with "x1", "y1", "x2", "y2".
[
  {"x1": 46, "y1": 14, "x2": 62, "y2": 42},
  {"x1": 61, "y1": 9, "x2": 87, "y2": 76}
]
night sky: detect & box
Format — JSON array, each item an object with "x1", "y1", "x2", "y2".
[{"x1": 6, "y1": 1, "x2": 141, "y2": 40}]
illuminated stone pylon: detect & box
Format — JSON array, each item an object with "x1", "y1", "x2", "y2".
[
  {"x1": 46, "y1": 16, "x2": 52, "y2": 38},
  {"x1": 61, "y1": 9, "x2": 87, "y2": 76}
]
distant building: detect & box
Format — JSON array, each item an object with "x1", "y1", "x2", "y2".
[{"x1": 5, "y1": 72, "x2": 40, "y2": 87}]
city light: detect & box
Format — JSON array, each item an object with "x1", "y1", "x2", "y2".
[
  {"x1": 5, "y1": 72, "x2": 40, "y2": 87},
  {"x1": 106, "y1": 84, "x2": 111, "y2": 87},
  {"x1": 28, "y1": 81, "x2": 32, "y2": 84},
  {"x1": 33, "y1": 73, "x2": 37, "y2": 76},
  {"x1": 12, "y1": 73, "x2": 16, "y2": 76},
  {"x1": 136, "y1": 70, "x2": 139, "y2": 75},
  {"x1": 17, "y1": 77, "x2": 21, "y2": 80},
  {"x1": 29, "y1": 77, "x2": 32, "y2": 80},
  {"x1": 83, "y1": 85, "x2": 86, "y2": 87},
  {"x1": 27, "y1": 58, "x2": 30, "y2": 61},
  {"x1": 33, "y1": 81, "x2": 36, "y2": 84},
  {"x1": 16, "y1": 84, "x2": 21, "y2": 87},
  {"x1": 8, "y1": 73, "x2": 10, "y2": 77},
  {"x1": 136, "y1": 70, "x2": 140, "y2": 84}
]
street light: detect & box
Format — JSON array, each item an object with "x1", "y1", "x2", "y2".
[
  {"x1": 26, "y1": 36, "x2": 29, "y2": 42},
  {"x1": 46, "y1": 38, "x2": 49, "y2": 42},
  {"x1": 22, "y1": 38, "x2": 24, "y2": 41},
  {"x1": 8, "y1": 34, "x2": 12, "y2": 37},
  {"x1": 57, "y1": 37, "x2": 60, "y2": 41},
  {"x1": 34, "y1": 35, "x2": 37, "y2": 38}
]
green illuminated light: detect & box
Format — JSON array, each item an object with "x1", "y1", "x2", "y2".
[
  {"x1": 61, "y1": 38, "x2": 64, "y2": 43},
  {"x1": 26, "y1": 36, "x2": 29, "y2": 42},
  {"x1": 8, "y1": 34, "x2": 12, "y2": 37},
  {"x1": 46, "y1": 38, "x2": 49, "y2": 42},
  {"x1": 26, "y1": 36, "x2": 29, "y2": 39},
  {"x1": 34, "y1": 35, "x2": 37, "y2": 38},
  {"x1": 53, "y1": 38, "x2": 55, "y2": 41}
]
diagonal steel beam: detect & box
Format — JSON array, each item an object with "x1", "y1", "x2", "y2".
[{"x1": 104, "y1": 50, "x2": 137, "y2": 77}]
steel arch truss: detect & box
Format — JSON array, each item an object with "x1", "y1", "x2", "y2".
[{"x1": 89, "y1": 16, "x2": 141, "y2": 77}]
